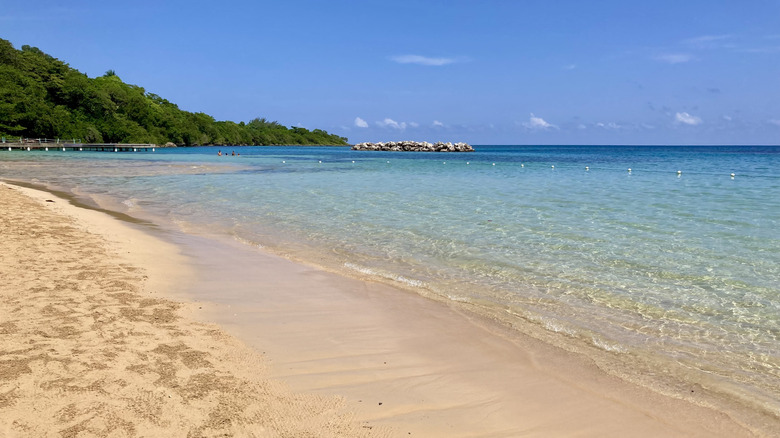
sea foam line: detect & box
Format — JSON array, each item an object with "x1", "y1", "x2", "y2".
[{"x1": 344, "y1": 262, "x2": 425, "y2": 288}]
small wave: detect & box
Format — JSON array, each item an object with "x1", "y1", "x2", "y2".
[
  {"x1": 122, "y1": 199, "x2": 136, "y2": 208},
  {"x1": 232, "y1": 235, "x2": 264, "y2": 249},
  {"x1": 592, "y1": 336, "x2": 627, "y2": 353},
  {"x1": 396, "y1": 276, "x2": 424, "y2": 287},
  {"x1": 344, "y1": 262, "x2": 425, "y2": 288},
  {"x1": 542, "y1": 319, "x2": 577, "y2": 336},
  {"x1": 344, "y1": 262, "x2": 377, "y2": 276}
]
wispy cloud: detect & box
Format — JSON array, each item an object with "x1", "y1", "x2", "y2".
[
  {"x1": 563, "y1": 64, "x2": 577, "y2": 70},
  {"x1": 377, "y1": 118, "x2": 412, "y2": 130},
  {"x1": 522, "y1": 114, "x2": 557, "y2": 130},
  {"x1": 389, "y1": 55, "x2": 457, "y2": 66},
  {"x1": 354, "y1": 117, "x2": 368, "y2": 128},
  {"x1": 432, "y1": 120, "x2": 445, "y2": 127},
  {"x1": 768, "y1": 119, "x2": 780, "y2": 127},
  {"x1": 741, "y1": 46, "x2": 780, "y2": 54},
  {"x1": 595, "y1": 122, "x2": 623, "y2": 130},
  {"x1": 675, "y1": 112, "x2": 702, "y2": 125},
  {"x1": 682, "y1": 34, "x2": 734, "y2": 49},
  {"x1": 654, "y1": 53, "x2": 693, "y2": 64}
]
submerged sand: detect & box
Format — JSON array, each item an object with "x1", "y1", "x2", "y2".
[{"x1": 0, "y1": 181, "x2": 772, "y2": 437}]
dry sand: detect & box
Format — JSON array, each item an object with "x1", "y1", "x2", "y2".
[{"x1": 0, "y1": 182, "x2": 770, "y2": 437}]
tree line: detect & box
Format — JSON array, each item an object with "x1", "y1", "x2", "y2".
[{"x1": 0, "y1": 39, "x2": 349, "y2": 146}]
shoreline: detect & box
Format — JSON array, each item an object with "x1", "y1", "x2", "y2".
[
  {"x1": 1, "y1": 180, "x2": 774, "y2": 436},
  {"x1": 169, "y1": 226, "x2": 771, "y2": 437},
  {"x1": 0, "y1": 182, "x2": 374, "y2": 437}
]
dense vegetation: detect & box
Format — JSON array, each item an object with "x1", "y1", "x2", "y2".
[{"x1": 0, "y1": 39, "x2": 348, "y2": 146}]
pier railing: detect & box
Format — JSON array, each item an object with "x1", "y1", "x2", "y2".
[{"x1": 1, "y1": 138, "x2": 157, "y2": 152}]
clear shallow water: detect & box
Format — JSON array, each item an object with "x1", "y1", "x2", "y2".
[{"x1": 2, "y1": 145, "x2": 779, "y2": 417}]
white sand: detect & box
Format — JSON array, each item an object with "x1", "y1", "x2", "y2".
[{"x1": 0, "y1": 183, "x2": 374, "y2": 437}]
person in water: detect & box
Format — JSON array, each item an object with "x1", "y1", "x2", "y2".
[{"x1": 218, "y1": 150, "x2": 222, "y2": 156}]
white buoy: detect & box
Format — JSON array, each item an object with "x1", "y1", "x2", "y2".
[
  {"x1": 318, "y1": 160, "x2": 322, "y2": 163},
  {"x1": 521, "y1": 163, "x2": 524, "y2": 167},
  {"x1": 152, "y1": 148, "x2": 155, "y2": 152},
  {"x1": 352, "y1": 160, "x2": 355, "y2": 163},
  {"x1": 492, "y1": 163, "x2": 496, "y2": 166},
  {"x1": 585, "y1": 166, "x2": 589, "y2": 171},
  {"x1": 114, "y1": 148, "x2": 118, "y2": 152},
  {"x1": 466, "y1": 162, "x2": 470, "y2": 165},
  {"x1": 7, "y1": 147, "x2": 11, "y2": 151},
  {"x1": 731, "y1": 173, "x2": 736, "y2": 178},
  {"x1": 551, "y1": 165, "x2": 555, "y2": 169},
  {"x1": 79, "y1": 147, "x2": 83, "y2": 151},
  {"x1": 443, "y1": 161, "x2": 446, "y2": 164},
  {"x1": 387, "y1": 161, "x2": 390, "y2": 163},
  {"x1": 26, "y1": 147, "x2": 30, "y2": 151},
  {"x1": 677, "y1": 170, "x2": 682, "y2": 175},
  {"x1": 45, "y1": 147, "x2": 48, "y2": 151},
  {"x1": 628, "y1": 168, "x2": 632, "y2": 172},
  {"x1": 133, "y1": 148, "x2": 137, "y2": 152}
]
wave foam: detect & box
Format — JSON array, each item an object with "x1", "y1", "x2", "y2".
[{"x1": 344, "y1": 262, "x2": 425, "y2": 288}]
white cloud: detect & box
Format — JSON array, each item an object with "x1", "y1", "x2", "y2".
[
  {"x1": 390, "y1": 55, "x2": 455, "y2": 66},
  {"x1": 377, "y1": 118, "x2": 408, "y2": 130},
  {"x1": 354, "y1": 117, "x2": 368, "y2": 128},
  {"x1": 408, "y1": 122, "x2": 419, "y2": 128},
  {"x1": 432, "y1": 120, "x2": 445, "y2": 127},
  {"x1": 722, "y1": 115, "x2": 733, "y2": 122},
  {"x1": 654, "y1": 53, "x2": 692, "y2": 64},
  {"x1": 675, "y1": 112, "x2": 702, "y2": 125},
  {"x1": 563, "y1": 64, "x2": 577, "y2": 70},
  {"x1": 596, "y1": 122, "x2": 622, "y2": 130},
  {"x1": 769, "y1": 119, "x2": 780, "y2": 127},
  {"x1": 682, "y1": 34, "x2": 733, "y2": 49},
  {"x1": 523, "y1": 113, "x2": 557, "y2": 130}
]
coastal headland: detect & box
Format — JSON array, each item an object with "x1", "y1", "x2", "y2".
[
  {"x1": 352, "y1": 141, "x2": 474, "y2": 152},
  {"x1": 0, "y1": 180, "x2": 771, "y2": 437}
]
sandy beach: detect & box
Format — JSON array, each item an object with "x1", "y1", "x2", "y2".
[
  {"x1": 0, "y1": 181, "x2": 771, "y2": 437},
  {"x1": 0, "y1": 183, "x2": 371, "y2": 437}
]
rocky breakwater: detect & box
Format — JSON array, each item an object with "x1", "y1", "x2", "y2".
[{"x1": 352, "y1": 141, "x2": 474, "y2": 152}]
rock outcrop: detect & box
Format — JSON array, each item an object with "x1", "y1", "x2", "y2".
[{"x1": 352, "y1": 141, "x2": 474, "y2": 152}]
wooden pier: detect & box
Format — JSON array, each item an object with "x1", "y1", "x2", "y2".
[{"x1": 1, "y1": 139, "x2": 158, "y2": 152}]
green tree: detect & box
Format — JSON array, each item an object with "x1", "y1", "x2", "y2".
[{"x1": 0, "y1": 38, "x2": 349, "y2": 146}]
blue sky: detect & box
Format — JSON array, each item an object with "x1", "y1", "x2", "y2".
[{"x1": 3, "y1": 0, "x2": 779, "y2": 145}]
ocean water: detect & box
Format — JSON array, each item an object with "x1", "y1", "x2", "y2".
[{"x1": 2, "y1": 145, "x2": 779, "y2": 418}]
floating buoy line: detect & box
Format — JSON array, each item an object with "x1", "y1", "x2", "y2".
[{"x1": 271, "y1": 159, "x2": 744, "y2": 179}]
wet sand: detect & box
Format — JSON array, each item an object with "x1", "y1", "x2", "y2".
[{"x1": 0, "y1": 181, "x2": 768, "y2": 437}]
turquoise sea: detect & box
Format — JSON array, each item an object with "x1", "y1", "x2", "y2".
[{"x1": 2, "y1": 145, "x2": 779, "y2": 418}]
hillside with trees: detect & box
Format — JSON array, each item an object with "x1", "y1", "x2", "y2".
[{"x1": 0, "y1": 39, "x2": 348, "y2": 146}]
